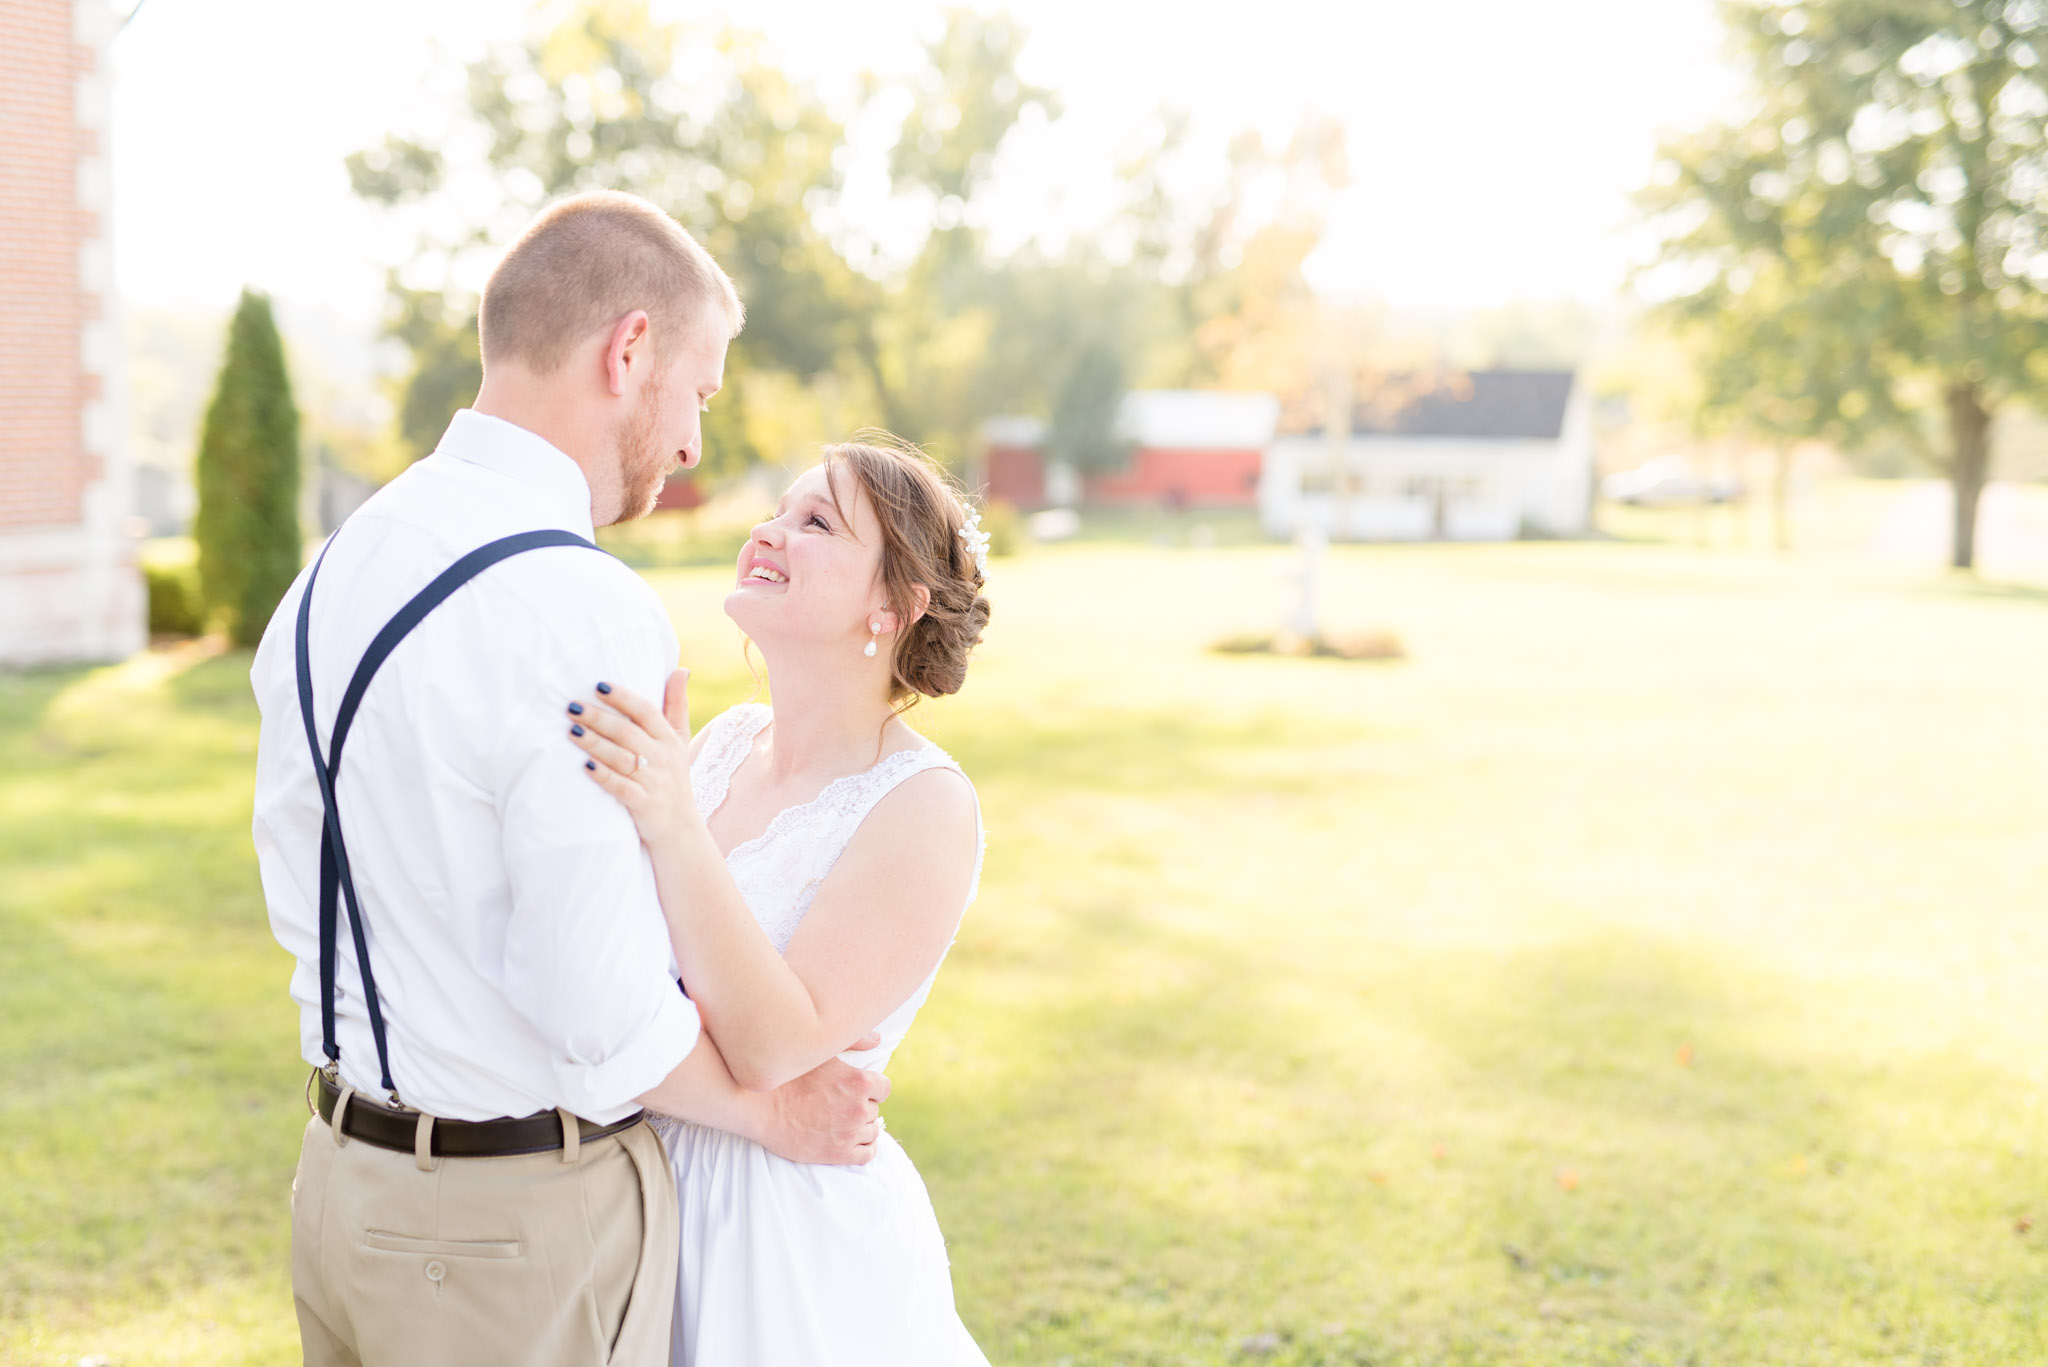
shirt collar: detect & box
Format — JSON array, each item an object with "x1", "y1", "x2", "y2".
[{"x1": 435, "y1": 409, "x2": 598, "y2": 541}]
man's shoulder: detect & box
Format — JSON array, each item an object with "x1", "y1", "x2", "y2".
[
  {"x1": 366, "y1": 462, "x2": 664, "y2": 632},
  {"x1": 460, "y1": 548, "x2": 676, "y2": 702},
  {"x1": 487, "y1": 540, "x2": 669, "y2": 630}
]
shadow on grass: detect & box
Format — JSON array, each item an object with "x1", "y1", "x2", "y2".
[
  {"x1": 904, "y1": 913, "x2": 2048, "y2": 1363},
  {"x1": 0, "y1": 899, "x2": 301, "y2": 1323},
  {"x1": 2, "y1": 646, "x2": 300, "y2": 1324}
]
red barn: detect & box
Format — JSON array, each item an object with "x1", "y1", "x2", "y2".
[
  {"x1": 981, "y1": 416, "x2": 1050, "y2": 507},
  {"x1": 977, "y1": 392, "x2": 1279, "y2": 511},
  {"x1": 653, "y1": 472, "x2": 707, "y2": 512},
  {"x1": 1087, "y1": 391, "x2": 1278, "y2": 509}
]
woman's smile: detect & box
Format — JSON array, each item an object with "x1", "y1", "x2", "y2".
[{"x1": 739, "y1": 551, "x2": 789, "y2": 587}]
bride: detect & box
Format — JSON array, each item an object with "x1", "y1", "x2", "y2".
[{"x1": 566, "y1": 438, "x2": 993, "y2": 1365}]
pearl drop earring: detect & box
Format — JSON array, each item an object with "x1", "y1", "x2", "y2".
[{"x1": 863, "y1": 622, "x2": 880, "y2": 658}]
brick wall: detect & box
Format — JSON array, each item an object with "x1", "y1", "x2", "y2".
[
  {"x1": 0, "y1": 0, "x2": 99, "y2": 528},
  {"x1": 0, "y1": 0, "x2": 141, "y2": 665}
]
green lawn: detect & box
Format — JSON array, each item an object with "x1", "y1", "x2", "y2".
[{"x1": 5, "y1": 520, "x2": 2048, "y2": 1364}]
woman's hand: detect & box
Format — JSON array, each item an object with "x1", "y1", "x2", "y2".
[{"x1": 569, "y1": 668, "x2": 699, "y2": 846}]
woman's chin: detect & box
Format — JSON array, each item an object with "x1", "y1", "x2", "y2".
[{"x1": 723, "y1": 591, "x2": 786, "y2": 641}]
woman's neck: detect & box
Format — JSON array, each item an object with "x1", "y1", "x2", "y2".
[{"x1": 752, "y1": 650, "x2": 901, "y2": 784}]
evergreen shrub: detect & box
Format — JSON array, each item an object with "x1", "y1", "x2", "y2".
[{"x1": 194, "y1": 289, "x2": 302, "y2": 647}]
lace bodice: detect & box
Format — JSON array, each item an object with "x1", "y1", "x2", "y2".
[{"x1": 689, "y1": 703, "x2": 983, "y2": 1072}]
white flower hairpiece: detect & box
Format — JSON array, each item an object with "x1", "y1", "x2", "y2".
[{"x1": 957, "y1": 506, "x2": 990, "y2": 579}]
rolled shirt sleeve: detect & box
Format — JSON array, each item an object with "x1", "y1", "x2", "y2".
[{"x1": 493, "y1": 618, "x2": 701, "y2": 1122}]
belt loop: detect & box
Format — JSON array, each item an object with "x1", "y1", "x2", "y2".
[
  {"x1": 330, "y1": 1086, "x2": 355, "y2": 1149},
  {"x1": 558, "y1": 1107, "x2": 581, "y2": 1165},
  {"x1": 414, "y1": 1112, "x2": 436, "y2": 1172}
]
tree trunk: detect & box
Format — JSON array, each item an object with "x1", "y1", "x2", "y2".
[
  {"x1": 1945, "y1": 383, "x2": 1992, "y2": 571},
  {"x1": 1771, "y1": 445, "x2": 1793, "y2": 554}
]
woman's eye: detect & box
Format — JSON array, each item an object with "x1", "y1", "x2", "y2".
[{"x1": 808, "y1": 514, "x2": 830, "y2": 531}]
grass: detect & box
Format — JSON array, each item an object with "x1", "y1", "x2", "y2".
[{"x1": 6, "y1": 501, "x2": 2048, "y2": 1364}]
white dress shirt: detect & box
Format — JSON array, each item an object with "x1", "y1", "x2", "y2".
[{"x1": 250, "y1": 409, "x2": 699, "y2": 1123}]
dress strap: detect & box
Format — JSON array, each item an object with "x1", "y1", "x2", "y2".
[
  {"x1": 691, "y1": 703, "x2": 771, "y2": 819},
  {"x1": 826, "y1": 745, "x2": 973, "y2": 846},
  {"x1": 810, "y1": 746, "x2": 985, "y2": 928}
]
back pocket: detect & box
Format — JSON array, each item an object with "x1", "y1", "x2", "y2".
[{"x1": 363, "y1": 1230, "x2": 522, "y2": 1259}]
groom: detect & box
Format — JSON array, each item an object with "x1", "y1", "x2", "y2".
[{"x1": 250, "y1": 191, "x2": 890, "y2": 1366}]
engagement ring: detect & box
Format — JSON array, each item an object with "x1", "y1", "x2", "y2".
[{"x1": 636, "y1": 753, "x2": 648, "y2": 771}]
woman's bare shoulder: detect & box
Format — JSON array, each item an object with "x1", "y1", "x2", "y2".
[{"x1": 863, "y1": 757, "x2": 977, "y2": 852}]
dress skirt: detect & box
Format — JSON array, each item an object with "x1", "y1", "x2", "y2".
[{"x1": 656, "y1": 1118, "x2": 989, "y2": 1367}]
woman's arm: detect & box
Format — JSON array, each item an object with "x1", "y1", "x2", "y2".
[
  {"x1": 637, "y1": 1019, "x2": 894, "y2": 1165},
  {"x1": 570, "y1": 673, "x2": 978, "y2": 1091}
]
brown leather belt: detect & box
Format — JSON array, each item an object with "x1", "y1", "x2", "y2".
[{"x1": 312, "y1": 1070, "x2": 646, "y2": 1159}]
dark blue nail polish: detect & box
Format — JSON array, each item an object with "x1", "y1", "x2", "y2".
[
  {"x1": 596, "y1": 681, "x2": 612, "y2": 694},
  {"x1": 585, "y1": 760, "x2": 597, "y2": 771},
  {"x1": 571, "y1": 724, "x2": 585, "y2": 737},
  {"x1": 568, "y1": 701, "x2": 584, "y2": 715}
]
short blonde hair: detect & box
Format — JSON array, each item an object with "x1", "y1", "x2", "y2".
[{"x1": 479, "y1": 191, "x2": 743, "y2": 374}]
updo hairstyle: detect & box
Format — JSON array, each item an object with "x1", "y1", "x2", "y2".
[{"x1": 822, "y1": 438, "x2": 991, "y2": 705}]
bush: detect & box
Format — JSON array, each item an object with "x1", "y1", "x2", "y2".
[
  {"x1": 194, "y1": 289, "x2": 302, "y2": 647},
  {"x1": 144, "y1": 562, "x2": 206, "y2": 637}
]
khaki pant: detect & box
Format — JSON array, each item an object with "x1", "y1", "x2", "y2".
[{"x1": 291, "y1": 1109, "x2": 677, "y2": 1367}]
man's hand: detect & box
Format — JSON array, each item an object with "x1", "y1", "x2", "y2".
[{"x1": 755, "y1": 1035, "x2": 892, "y2": 1165}]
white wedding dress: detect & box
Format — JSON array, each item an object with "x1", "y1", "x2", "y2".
[{"x1": 653, "y1": 703, "x2": 990, "y2": 1367}]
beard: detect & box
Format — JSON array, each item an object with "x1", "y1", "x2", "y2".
[{"x1": 612, "y1": 374, "x2": 676, "y2": 522}]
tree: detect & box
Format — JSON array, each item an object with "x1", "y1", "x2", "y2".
[
  {"x1": 349, "y1": 0, "x2": 858, "y2": 466},
  {"x1": 1645, "y1": 0, "x2": 2048, "y2": 569},
  {"x1": 349, "y1": 3, "x2": 1093, "y2": 473},
  {"x1": 1045, "y1": 339, "x2": 1128, "y2": 474},
  {"x1": 1642, "y1": 132, "x2": 1897, "y2": 550},
  {"x1": 348, "y1": 2, "x2": 1346, "y2": 489},
  {"x1": 1692, "y1": 262, "x2": 1878, "y2": 550},
  {"x1": 194, "y1": 289, "x2": 302, "y2": 646}
]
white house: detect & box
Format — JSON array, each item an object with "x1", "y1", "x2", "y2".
[{"x1": 1260, "y1": 369, "x2": 1593, "y2": 541}]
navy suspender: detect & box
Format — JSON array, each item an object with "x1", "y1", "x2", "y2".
[{"x1": 294, "y1": 529, "x2": 602, "y2": 1096}]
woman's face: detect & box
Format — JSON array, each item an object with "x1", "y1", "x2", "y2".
[{"x1": 725, "y1": 462, "x2": 888, "y2": 654}]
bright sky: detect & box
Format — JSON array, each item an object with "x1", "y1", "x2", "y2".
[{"x1": 110, "y1": 0, "x2": 1741, "y2": 326}]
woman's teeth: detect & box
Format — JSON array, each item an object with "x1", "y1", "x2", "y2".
[{"x1": 749, "y1": 566, "x2": 787, "y2": 583}]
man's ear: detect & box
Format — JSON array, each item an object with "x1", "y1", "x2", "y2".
[{"x1": 603, "y1": 310, "x2": 651, "y2": 398}]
